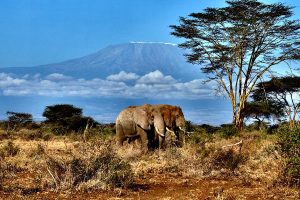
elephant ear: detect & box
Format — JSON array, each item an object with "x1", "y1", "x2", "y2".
[
  {"x1": 160, "y1": 105, "x2": 174, "y2": 128},
  {"x1": 134, "y1": 107, "x2": 151, "y2": 130}
]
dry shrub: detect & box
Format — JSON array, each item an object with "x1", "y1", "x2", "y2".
[
  {"x1": 209, "y1": 148, "x2": 246, "y2": 171},
  {"x1": 29, "y1": 143, "x2": 46, "y2": 159},
  {"x1": 0, "y1": 158, "x2": 23, "y2": 190},
  {"x1": 234, "y1": 135, "x2": 284, "y2": 186},
  {"x1": 0, "y1": 141, "x2": 20, "y2": 157},
  {"x1": 116, "y1": 142, "x2": 143, "y2": 160},
  {"x1": 130, "y1": 139, "x2": 246, "y2": 178},
  {"x1": 16, "y1": 129, "x2": 54, "y2": 141},
  {"x1": 0, "y1": 162, "x2": 5, "y2": 189},
  {"x1": 42, "y1": 143, "x2": 134, "y2": 191},
  {"x1": 161, "y1": 147, "x2": 183, "y2": 173},
  {"x1": 17, "y1": 129, "x2": 43, "y2": 140}
]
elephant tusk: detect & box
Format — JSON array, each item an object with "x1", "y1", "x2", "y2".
[
  {"x1": 179, "y1": 127, "x2": 186, "y2": 132},
  {"x1": 166, "y1": 127, "x2": 175, "y2": 134},
  {"x1": 155, "y1": 126, "x2": 165, "y2": 138}
]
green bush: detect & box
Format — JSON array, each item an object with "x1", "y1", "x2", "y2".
[
  {"x1": 267, "y1": 124, "x2": 279, "y2": 134},
  {"x1": 217, "y1": 124, "x2": 239, "y2": 138},
  {"x1": 277, "y1": 125, "x2": 300, "y2": 158},
  {"x1": 245, "y1": 121, "x2": 268, "y2": 132},
  {"x1": 198, "y1": 124, "x2": 219, "y2": 134},
  {"x1": 285, "y1": 157, "x2": 300, "y2": 186},
  {"x1": 187, "y1": 128, "x2": 211, "y2": 145},
  {"x1": 42, "y1": 104, "x2": 98, "y2": 134},
  {"x1": 277, "y1": 125, "x2": 300, "y2": 186}
]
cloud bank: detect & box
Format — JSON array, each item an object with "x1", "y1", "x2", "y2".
[
  {"x1": 106, "y1": 71, "x2": 140, "y2": 81},
  {"x1": 0, "y1": 71, "x2": 217, "y2": 99}
]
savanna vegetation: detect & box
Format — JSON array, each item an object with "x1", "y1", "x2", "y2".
[
  {"x1": 0, "y1": 103, "x2": 300, "y2": 199},
  {"x1": 1, "y1": 0, "x2": 300, "y2": 199}
]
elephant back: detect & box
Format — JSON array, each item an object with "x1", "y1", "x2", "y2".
[{"x1": 117, "y1": 106, "x2": 152, "y2": 131}]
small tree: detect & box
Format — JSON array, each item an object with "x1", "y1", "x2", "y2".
[
  {"x1": 252, "y1": 76, "x2": 300, "y2": 128},
  {"x1": 43, "y1": 104, "x2": 82, "y2": 123},
  {"x1": 242, "y1": 100, "x2": 284, "y2": 129},
  {"x1": 171, "y1": 0, "x2": 300, "y2": 130},
  {"x1": 42, "y1": 104, "x2": 97, "y2": 133},
  {"x1": 6, "y1": 111, "x2": 33, "y2": 131}
]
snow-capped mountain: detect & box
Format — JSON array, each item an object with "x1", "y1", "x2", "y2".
[
  {"x1": 0, "y1": 42, "x2": 202, "y2": 81},
  {"x1": 0, "y1": 42, "x2": 232, "y2": 125}
]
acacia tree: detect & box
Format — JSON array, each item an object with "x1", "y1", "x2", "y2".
[
  {"x1": 171, "y1": 0, "x2": 300, "y2": 129},
  {"x1": 242, "y1": 100, "x2": 284, "y2": 129},
  {"x1": 252, "y1": 76, "x2": 300, "y2": 128},
  {"x1": 6, "y1": 111, "x2": 33, "y2": 131},
  {"x1": 42, "y1": 104, "x2": 97, "y2": 133},
  {"x1": 43, "y1": 104, "x2": 82, "y2": 123}
]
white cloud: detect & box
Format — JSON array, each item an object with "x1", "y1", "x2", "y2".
[
  {"x1": 46, "y1": 73, "x2": 72, "y2": 81},
  {"x1": 106, "y1": 71, "x2": 140, "y2": 81},
  {"x1": 0, "y1": 73, "x2": 26, "y2": 87},
  {"x1": 0, "y1": 71, "x2": 216, "y2": 99},
  {"x1": 137, "y1": 70, "x2": 176, "y2": 84}
]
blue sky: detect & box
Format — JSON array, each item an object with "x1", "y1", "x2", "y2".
[{"x1": 0, "y1": 0, "x2": 298, "y2": 68}]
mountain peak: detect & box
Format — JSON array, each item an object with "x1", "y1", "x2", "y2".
[
  {"x1": 0, "y1": 42, "x2": 202, "y2": 80},
  {"x1": 129, "y1": 41, "x2": 177, "y2": 46}
]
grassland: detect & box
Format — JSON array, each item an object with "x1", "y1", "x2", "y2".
[{"x1": 0, "y1": 125, "x2": 299, "y2": 199}]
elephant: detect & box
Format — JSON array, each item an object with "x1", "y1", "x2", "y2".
[
  {"x1": 115, "y1": 104, "x2": 165, "y2": 153},
  {"x1": 152, "y1": 104, "x2": 186, "y2": 148}
]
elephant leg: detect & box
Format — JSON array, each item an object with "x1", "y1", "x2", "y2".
[
  {"x1": 128, "y1": 136, "x2": 141, "y2": 147},
  {"x1": 116, "y1": 123, "x2": 125, "y2": 146},
  {"x1": 146, "y1": 130, "x2": 155, "y2": 150},
  {"x1": 138, "y1": 128, "x2": 149, "y2": 153},
  {"x1": 135, "y1": 136, "x2": 142, "y2": 146}
]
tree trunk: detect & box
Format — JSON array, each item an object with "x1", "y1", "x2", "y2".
[
  {"x1": 233, "y1": 101, "x2": 245, "y2": 131},
  {"x1": 289, "y1": 119, "x2": 295, "y2": 129},
  {"x1": 233, "y1": 115, "x2": 244, "y2": 131}
]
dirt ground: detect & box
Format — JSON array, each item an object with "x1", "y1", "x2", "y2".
[{"x1": 1, "y1": 173, "x2": 299, "y2": 200}]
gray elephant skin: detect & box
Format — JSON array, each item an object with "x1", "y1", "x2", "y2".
[
  {"x1": 153, "y1": 104, "x2": 186, "y2": 148},
  {"x1": 116, "y1": 104, "x2": 186, "y2": 151},
  {"x1": 115, "y1": 104, "x2": 165, "y2": 152}
]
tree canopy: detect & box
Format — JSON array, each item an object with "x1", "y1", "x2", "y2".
[
  {"x1": 43, "y1": 104, "x2": 82, "y2": 123},
  {"x1": 170, "y1": 0, "x2": 300, "y2": 129},
  {"x1": 6, "y1": 111, "x2": 33, "y2": 132},
  {"x1": 252, "y1": 76, "x2": 300, "y2": 128},
  {"x1": 6, "y1": 111, "x2": 33, "y2": 125},
  {"x1": 242, "y1": 100, "x2": 284, "y2": 125},
  {"x1": 42, "y1": 104, "x2": 97, "y2": 133}
]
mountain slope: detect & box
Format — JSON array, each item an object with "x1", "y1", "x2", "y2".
[{"x1": 0, "y1": 42, "x2": 203, "y2": 80}]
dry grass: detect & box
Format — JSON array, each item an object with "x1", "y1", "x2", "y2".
[{"x1": 0, "y1": 128, "x2": 299, "y2": 199}]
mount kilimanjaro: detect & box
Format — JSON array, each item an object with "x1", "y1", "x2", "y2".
[{"x1": 0, "y1": 42, "x2": 203, "y2": 81}]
